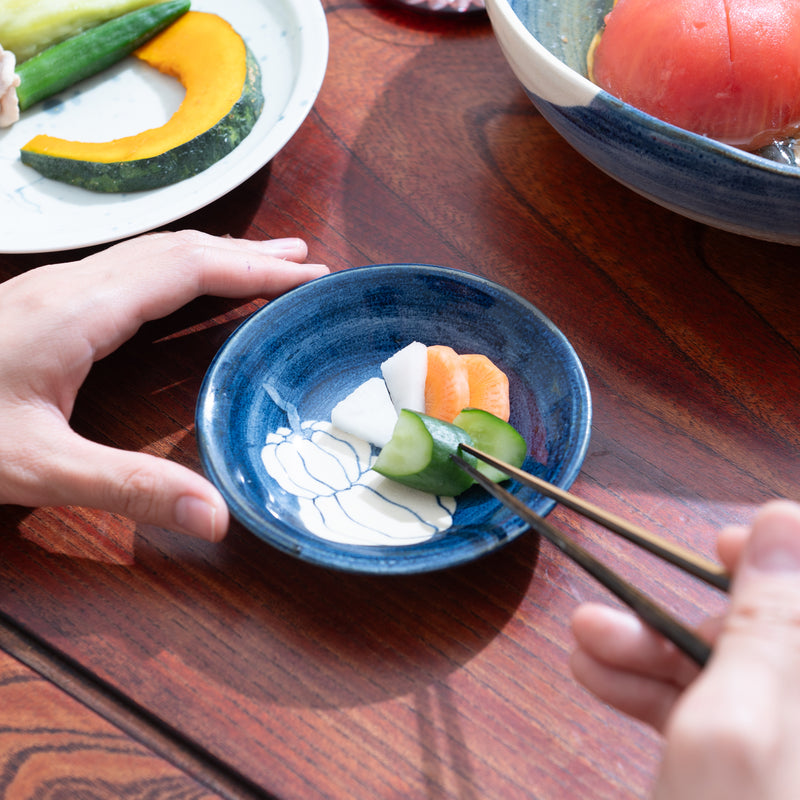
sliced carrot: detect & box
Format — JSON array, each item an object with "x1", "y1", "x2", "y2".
[
  {"x1": 460, "y1": 353, "x2": 510, "y2": 421},
  {"x1": 424, "y1": 345, "x2": 470, "y2": 423}
]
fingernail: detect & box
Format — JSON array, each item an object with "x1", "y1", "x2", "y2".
[
  {"x1": 746, "y1": 502, "x2": 800, "y2": 573},
  {"x1": 256, "y1": 237, "x2": 305, "y2": 256},
  {"x1": 174, "y1": 495, "x2": 219, "y2": 541}
]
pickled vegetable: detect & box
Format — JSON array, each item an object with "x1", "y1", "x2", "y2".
[
  {"x1": 373, "y1": 409, "x2": 476, "y2": 496},
  {"x1": 374, "y1": 408, "x2": 527, "y2": 496},
  {"x1": 453, "y1": 409, "x2": 526, "y2": 483}
]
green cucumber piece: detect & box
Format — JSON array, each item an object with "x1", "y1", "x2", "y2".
[
  {"x1": 453, "y1": 408, "x2": 527, "y2": 483},
  {"x1": 15, "y1": 0, "x2": 191, "y2": 111},
  {"x1": 373, "y1": 409, "x2": 477, "y2": 497}
]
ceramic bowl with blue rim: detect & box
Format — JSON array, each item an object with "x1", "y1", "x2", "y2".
[
  {"x1": 196, "y1": 264, "x2": 591, "y2": 574},
  {"x1": 485, "y1": 0, "x2": 800, "y2": 244}
]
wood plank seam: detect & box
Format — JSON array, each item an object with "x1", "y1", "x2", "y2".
[{"x1": 0, "y1": 609, "x2": 278, "y2": 800}]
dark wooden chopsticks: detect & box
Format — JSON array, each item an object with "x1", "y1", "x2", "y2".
[
  {"x1": 461, "y1": 444, "x2": 730, "y2": 592},
  {"x1": 451, "y1": 445, "x2": 731, "y2": 668}
]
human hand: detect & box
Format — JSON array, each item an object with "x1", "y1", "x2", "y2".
[
  {"x1": 0, "y1": 230, "x2": 328, "y2": 541},
  {"x1": 570, "y1": 499, "x2": 800, "y2": 798}
]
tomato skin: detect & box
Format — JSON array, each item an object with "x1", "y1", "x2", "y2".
[{"x1": 592, "y1": 0, "x2": 800, "y2": 149}]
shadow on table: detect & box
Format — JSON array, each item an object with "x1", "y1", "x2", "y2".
[
  {"x1": 0, "y1": 270, "x2": 542, "y2": 714},
  {"x1": 336, "y1": 31, "x2": 800, "y2": 510}
]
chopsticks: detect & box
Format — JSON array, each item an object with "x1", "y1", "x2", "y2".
[
  {"x1": 461, "y1": 444, "x2": 730, "y2": 592},
  {"x1": 451, "y1": 445, "x2": 730, "y2": 668}
]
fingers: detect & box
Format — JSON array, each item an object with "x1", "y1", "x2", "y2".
[
  {"x1": 0, "y1": 400, "x2": 228, "y2": 540},
  {"x1": 570, "y1": 649, "x2": 683, "y2": 730},
  {"x1": 149, "y1": 232, "x2": 328, "y2": 300},
  {"x1": 717, "y1": 522, "x2": 750, "y2": 573},
  {"x1": 713, "y1": 500, "x2": 800, "y2": 671},
  {"x1": 21, "y1": 231, "x2": 328, "y2": 361},
  {"x1": 0, "y1": 231, "x2": 327, "y2": 539},
  {"x1": 570, "y1": 604, "x2": 701, "y2": 730},
  {"x1": 654, "y1": 500, "x2": 800, "y2": 796},
  {"x1": 33, "y1": 429, "x2": 229, "y2": 541},
  {"x1": 94, "y1": 231, "x2": 327, "y2": 339},
  {"x1": 572, "y1": 604, "x2": 699, "y2": 681}
]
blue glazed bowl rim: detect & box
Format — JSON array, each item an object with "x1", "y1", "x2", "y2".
[
  {"x1": 196, "y1": 264, "x2": 593, "y2": 574},
  {"x1": 492, "y1": 0, "x2": 800, "y2": 178}
]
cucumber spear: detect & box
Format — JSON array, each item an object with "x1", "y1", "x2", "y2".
[
  {"x1": 1, "y1": 0, "x2": 165, "y2": 64},
  {"x1": 0, "y1": 0, "x2": 190, "y2": 126}
]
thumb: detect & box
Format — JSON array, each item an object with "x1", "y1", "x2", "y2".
[
  {"x1": 722, "y1": 499, "x2": 800, "y2": 663},
  {"x1": 48, "y1": 434, "x2": 230, "y2": 541},
  {"x1": 654, "y1": 501, "x2": 800, "y2": 797},
  {"x1": 677, "y1": 500, "x2": 800, "y2": 708}
]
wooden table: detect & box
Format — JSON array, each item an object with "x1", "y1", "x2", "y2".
[{"x1": 1, "y1": 2, "x2": 798, "y2": 797}]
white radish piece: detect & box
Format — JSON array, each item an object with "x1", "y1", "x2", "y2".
[
  {"x1": 330, "y1": 377, "x2": 398, "y2": 448},
  {"x1": 381, "y1": 341, "x2": 428, "y2": 414}
]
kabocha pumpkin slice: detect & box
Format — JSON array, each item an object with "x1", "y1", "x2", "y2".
[{"x1": 20, "y1": 11, "x2": 264, "y2": 192}]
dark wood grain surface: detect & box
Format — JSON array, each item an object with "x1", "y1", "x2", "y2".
[
  {"x1": 1, "y1": 1, "x2": 798, "y2": 797},
  {"x1": 0, "y1": 647, "x2": 221, "y2": 799}
]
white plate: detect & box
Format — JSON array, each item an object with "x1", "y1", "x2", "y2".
[{"x1": 0, "y1": 0, "x2": 328, "y2": 253}]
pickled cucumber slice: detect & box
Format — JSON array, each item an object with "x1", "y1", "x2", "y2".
[
  {"x1": 454, "y1": 408, "x2": 527, "y2": 483},
  {"x1": 373, "y1": 409, "x2": 476, "y2": 496}
]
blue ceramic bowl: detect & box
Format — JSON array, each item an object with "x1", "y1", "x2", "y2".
[
  {"x1": 486, "y1": 0, "x2": 800, "y2": 244},
  {"x1": 196, "y1": 264, "x2": 591, "y2": 574}
]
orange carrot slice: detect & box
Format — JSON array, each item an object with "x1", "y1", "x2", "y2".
[
  {"x1": 424, "y1": 345, "x2": 470, "y2": 423},
  {"x1": 460, "y1": 353, "x2": 510, "y2": 421}
]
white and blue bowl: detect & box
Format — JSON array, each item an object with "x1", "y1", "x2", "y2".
[
  {"x1": 486, "y1": 0, "x2": 800, "y2": 244},
  {"x1": 196, "y1": 264, "x2": 591, "y2": 574}
]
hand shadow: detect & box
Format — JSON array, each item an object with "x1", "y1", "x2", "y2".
[{"x1": 0, "y1": 294, "x2": 542, "y2": 715}]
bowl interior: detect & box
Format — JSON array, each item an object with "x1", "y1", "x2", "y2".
[
  {"x1": 509, "y1": 0, "x2": 611, "y2": 78},
  {"x1": 196, "y1": 265, "x2": 591, "y2": 574},
  {"x1": 490, "y1": 0, "x2": 800, "y2": 244}
]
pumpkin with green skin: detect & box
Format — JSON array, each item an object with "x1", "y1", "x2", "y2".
[{"x1": 20, "y1": 11, "x2": 264, "y2": 193}]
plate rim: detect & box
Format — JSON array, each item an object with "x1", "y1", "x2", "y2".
[{"x1": 0, "y1": 0, "x2": 329, "y2": 254}]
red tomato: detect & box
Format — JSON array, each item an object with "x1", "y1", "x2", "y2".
[{"x1": 591, "y1": 0, "x2": 800, "y2": 149}]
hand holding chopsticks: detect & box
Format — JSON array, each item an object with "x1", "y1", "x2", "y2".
[{"x1": 451, "y1": 445, "x2": 731, "y2": 667}]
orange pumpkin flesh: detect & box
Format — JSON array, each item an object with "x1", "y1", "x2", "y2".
[{"x1": 20, "y1": 11, "x2": 263, "y2": 191}]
